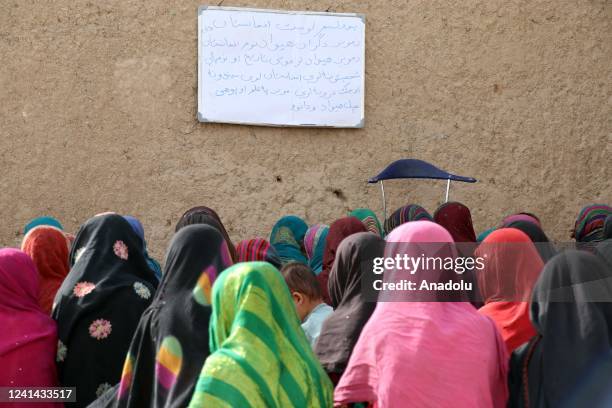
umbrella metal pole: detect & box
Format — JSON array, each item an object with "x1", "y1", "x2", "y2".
[
  {"x1": 445, "y1": 178, "x2": 451, "y2": 203},
  {"x1": 380, "y1": 181, "x2": 387, "y2": 221}
]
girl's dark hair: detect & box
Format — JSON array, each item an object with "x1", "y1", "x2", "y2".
[{"x1": 281, "y1": 262, "x2": 322, "y2": 300}]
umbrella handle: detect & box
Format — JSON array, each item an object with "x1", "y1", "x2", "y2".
[
  {"x1": 445, "y1": 178, "x2": 451, "y2": 203},
  {"x1": 380, "y1": 181, "x2": 387, "y2": 222}
]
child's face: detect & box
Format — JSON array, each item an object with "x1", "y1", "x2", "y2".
[{"x1": 291, "y1": 291, "x2": 310, "y2": 321}]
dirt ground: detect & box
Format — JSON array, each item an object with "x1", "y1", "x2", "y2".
[{"x1": 1, "y1": 0, "x2": 610, "y2": 259}]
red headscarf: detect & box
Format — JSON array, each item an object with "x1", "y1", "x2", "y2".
[
  {"x1": 235, "y1": 238, "x2": 282, "y2": 268},
  {"x1": 0, "y1": 249, "x2": 59, "y2": 404},
  {"x1": 434, "y1": 201, "x2": 477, "y2": 242},
  {"x1": 320, "y1": 217, "x2": 367, "y2": 304},
  {"x1": 475, "y1": 228, "x2": 544, "y2": 352},
  {"x1": 21, "y1": 227, "x2": 70, "y2": 314}
]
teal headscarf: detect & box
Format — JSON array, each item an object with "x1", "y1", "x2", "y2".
[
  {"x1": 476, "y1": 227, "x2": 497, "y2": 243},
  {"x1": 24, "y1": 216, "x2": 63, "y2": 234},
  {"x1": 269, "y1": 216, "x2": 308, "y2": 265}
]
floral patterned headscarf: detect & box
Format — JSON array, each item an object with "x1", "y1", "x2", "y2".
[{"x1": 52, "y1": 214, "x2": 158, "y2": 407}]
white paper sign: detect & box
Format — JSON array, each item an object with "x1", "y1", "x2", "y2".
[{"x1": 197, "y1": 6, "x2": 365, "y2": 127}]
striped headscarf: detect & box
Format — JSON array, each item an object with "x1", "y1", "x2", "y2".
[
  {"x1": 384, "y1": 204, "x2": 433, "y2": 235},
  {"x1": 501, "y1": 213, "x2": 542, "y2": 229},
  {"x1": 269, "y1": 216, "x2": 308, "y2": 265},
  {"x1": 236, "y1": 238, "x2": 282, "y2": 269},
  {"x1": 349, "y1": 208, "x2": 384, "y2": 237},
  {"x1": 573, "y1": 204, "x2": 612, "y2": 243},
  {"x1": 188, "y1": 262, "x2": 334, "y2": 408},
  {"x1": 304, "y1": 224, "x2": 329, "y2": 275}
]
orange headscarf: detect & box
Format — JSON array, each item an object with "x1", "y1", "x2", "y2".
[
  {"x1": 21, "y1": 227, "x2": 70, "y2": 313},
  {"x1": 476, "y1": 228, "x2": 544, "y2": 352}
]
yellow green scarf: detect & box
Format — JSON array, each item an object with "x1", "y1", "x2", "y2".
[{"x1": 189, "y1": 262, "x2": 333, "y2": 407}]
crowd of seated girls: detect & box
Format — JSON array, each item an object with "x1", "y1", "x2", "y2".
[{"x1": 1, "y1": 203, "x2": 611, "y2": 407}]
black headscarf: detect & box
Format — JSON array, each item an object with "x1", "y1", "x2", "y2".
[
  {"x1": 175, "y1": 206, "x2": 237, "y2": 262},
  {"x1": 315, "y1": 232, "x2": 383, "y2": 376},
  {"x1": 561, "y1": 349, "x2": 612, "y2": 408},
  {"x1": 595, "y1": 217, "x2": 612, "y2": 268},
  {"x1": 604, "y1": 215, "x2": 612, "y2": 240},
  {"x1": 506, "y1": 220, "x2": 558, "y2": 262},
  {"x1": 508, "y1": 250, "x2": 612, "y2": 408},
  {"x1": 596, "y1": 242, "x2": 612, "y2": 270},
  {"x1": 52, "y1": 214, "x2": 158, "y2": 407},
  {"x1": 104, "y1": 224, "x2": 233, "y2": 408}
]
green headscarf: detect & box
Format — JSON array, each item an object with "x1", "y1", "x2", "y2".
[
  {"x1": 189, "y1": 262, "x2": 333, "y2": 408},
  {"x1": 349, "y1": 208, "x2": 384, "y2": 237}
]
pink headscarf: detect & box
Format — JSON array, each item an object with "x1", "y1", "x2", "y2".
[
  {"x1": 334, "y1": 221, "x2": 509, "y2": 408},
  {"x1": 0, "y1": 249, "x2": 60, "y2": 407}
]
